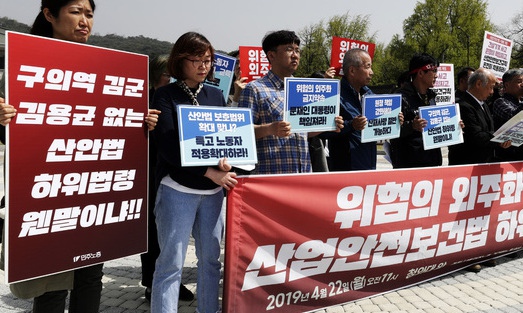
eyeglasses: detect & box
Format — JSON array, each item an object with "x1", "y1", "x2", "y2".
[
  {"x1": 282, "y1": 46, "x2": 301, "y2": 55},
  {"x1": 185, "y1": 58, "x2": 213, "y2": 68}
]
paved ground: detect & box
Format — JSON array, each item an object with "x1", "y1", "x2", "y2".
[{"x1": 2, "y1": 147, "x2": 523, "y2": 312}]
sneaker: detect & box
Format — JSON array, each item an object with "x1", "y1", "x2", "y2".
[{"x1": 179, "y1": 284, "x2": 195, "y2": 301}]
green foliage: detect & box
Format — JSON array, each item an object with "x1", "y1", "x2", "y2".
[
  {"x1": 0, "y1": 17, "x2": 31, "y2": 33},
  {"x1": 87, "y1": 34, "x2": 172, "y2": 60},
  {"x1": 372, "y1": 35, "x2": 416, "y2": 87},
  {"x1": 501, "y1": 10, "x2": 523, "y2": 68},
  {"x1": 295, "y1": 12, "x2": 376, "y2": 78},
  {"x1": 403, "y1": 0, "x2": 493, "y2": 69}
]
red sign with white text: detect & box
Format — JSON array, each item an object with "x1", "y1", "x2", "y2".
[
  {"x1": 5, "y1": 32, "x2": 148, "y2": 283},
  {"x1": 224, "y1": 163, "x2": 523, "y2": 312},
  {"x1": 330, "y1": 36, "x2": 376, "y2": 77},
  {"x1": 239, "y1": 46, "x2": 270, "y2": 83}
]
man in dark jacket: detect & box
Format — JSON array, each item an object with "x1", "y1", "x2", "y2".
[
  {"x1": 448, "y1": 68, "x2": 511, "y2": 165},
  {"x1": 492, "y1": 68, "x2": 523, "y2": 161},
  {"x1": 390, "y1": 53, "x2": 441, "y2": 168},
  {"x1": 327, "y1": 48, "x2": 375, "y2": 171},
  {"x1": 448, "y1": 68, "x2": 511, "y2": 272}
]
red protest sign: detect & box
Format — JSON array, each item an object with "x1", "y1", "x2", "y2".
[
  {"x1": 224, "y1": 162, "x2": 523, "y2": 312},
  {"x1": 5, "y1": 32, "x2": 148, "y2": 283},
  {"x1": 330, "y1": 36, "x2": 376, "y2": 77},
  {"x1": 239, "y1": 46, "x2": 270, "y2": 83}
]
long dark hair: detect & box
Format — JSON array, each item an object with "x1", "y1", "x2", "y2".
[
  {"x1": 167, "y1": 32, "x2": 215, "y2": 81},
  {"x1": 30, "y1": 0, "x2": 96, "y2": 38}
]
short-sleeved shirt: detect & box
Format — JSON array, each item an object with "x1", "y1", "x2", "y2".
[{"x1": 239, "y1": 70, "x2": 310, "y2": 174}]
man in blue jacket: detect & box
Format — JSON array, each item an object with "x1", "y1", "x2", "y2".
[{"x1": 327, "y1": 48, "x2": 382, "y2": 171}]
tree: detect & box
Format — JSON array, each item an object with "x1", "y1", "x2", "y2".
[
  {"x1": 371, "y1": 35, "x2": 416, "y2": 88},
  {"x1": 295, "y1": 12, "x2": 376, "y2": 78},
  {"x1": 0, "y1": 17, "x2": 31, "y2": 33},
  {"x1": 402, "y1": 0, "x2": 493, "y2": 70},
  {"x1": 502, "y1": 10, "x2": 523, "y2": 68}
]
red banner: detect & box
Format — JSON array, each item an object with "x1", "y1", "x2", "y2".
[
  {"x1": 5, "y1": 32, "x2": 148, "y2": 283},
  {"x1": 239, "y1": 46, "x2": 270, "y2": 83},
  {"x1": 224, "y1": 162, "x2": 523, "y2": 312},
  {"x1": 330, "y1": 36, "x2": 376, "y2": 77}
]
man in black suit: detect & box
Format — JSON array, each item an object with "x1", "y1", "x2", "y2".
[
  {"x1": 448, "y1": 68, "x2": 512, "y2": 273},
  {"x1": 449, "y1": 68, "x2": 511, "y2": 165}
]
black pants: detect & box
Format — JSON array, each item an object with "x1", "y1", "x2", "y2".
[
  {"x1": 140, "y1": 160, "x2": 161, "y2": 289},
  {"x1": 140, "y1": 209, "x2": 160, "y2": 288},
  {"x1": 33, "y1": 264, "x2": 104, "y2": 313}
]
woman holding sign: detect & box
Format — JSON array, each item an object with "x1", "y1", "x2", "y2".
[
  {"x1": 150, "y1": 32, "x2": 237, "y2": 313},
  {"x1": 0, "y1": 0, "x2": 160, "y2": 312}
]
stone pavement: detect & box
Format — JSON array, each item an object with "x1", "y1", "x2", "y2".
[{"x1": 2, "y1": 147, "x2": 523, "y2": 312}]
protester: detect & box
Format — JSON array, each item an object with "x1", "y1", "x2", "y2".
[
  {"x1": 492, "y1": 69, "x2": 523, "y2": 161},
  {"x1": 455, "y1": 67, "x2": 475, "y2": 102},
  {"x1": 0, "y1": 1, "x2": 159, "y2": 312},
  {"x1": 150, "y1": 31, "x2": 237, "y2": 313},
  {"x1": 390, "y1": 53, "x2": 442, "y2": 168},
  {"x1": 238, "y1": 30, "x2": 342, "y2": 174},
  {"x1": 326, "y1": 48, "x2": 402, "y2": 171},
  {"x1": 448, "y1": 68, "x2": 511, "y2": 165},
  {"x1": 227, "y1": 50, "x2": 247, "y2": 107},
  {"x1": 395, "y1": 70, "x2": 410, "y2": 92},
  {"x1": 140, "y1": 55, "x2": 194, "y2": 302},
  {"x1": 448, "y1": 68, "x2": 512, "y2": 272}
]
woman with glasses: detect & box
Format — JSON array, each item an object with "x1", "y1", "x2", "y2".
[
  {"x1": 0, "y1": 1, "x2": 159, "y2": 312},
  {"x1": 150, "y1": 31, "x2": 237, "y2": 313}
]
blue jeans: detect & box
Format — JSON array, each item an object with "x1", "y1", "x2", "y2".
[{"x1": 151, "y1": 184, "x2": 224, "y2": 313}]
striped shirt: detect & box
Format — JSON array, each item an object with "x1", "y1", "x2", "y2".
[{"x1": 239, "y1": 70, "x2": 311, "y2": 174}]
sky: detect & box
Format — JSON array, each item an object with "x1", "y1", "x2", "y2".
[{"x1": 1, "y1": 0, "x2": 522, "y2": 52}]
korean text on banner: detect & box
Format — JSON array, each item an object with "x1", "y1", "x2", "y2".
[
  {"x1": 239, "y1": 46, "x2": 270, "y2": 83},
  {"x1": 480, "y1": 31, "x2": 513, "y2": 81},
  {"x1": 361, "y1": 94, "x2": 402, "y2": 143},
  {"x1": 433, "y1": 64, "x2": 455, "y2": 105},
  {"x1": 224, "y1": 163, "x2": 523, "y2": 312},
  {"x1": 177, "y1": 105, "x2": 257, "y2": 166},
  {"x1": 284, "y1": 77, "x2": 340, "y2": 133},
  {"x1": 5, "y1": 31, "x2": 148, "y2": 283},
  {"x1": 205, "y1": 52, "x2": 237, "y2": 101},
  {"x1": 419, "y1": 103, "x2": 463, "y2": 150},
  {"x1": 330, "y1": 36, "x2": 376, "y2": 77}
]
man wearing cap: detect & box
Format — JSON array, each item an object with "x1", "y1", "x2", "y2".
[{"x1": 390, "y1": 53, "x2": 441, "y2": 168}]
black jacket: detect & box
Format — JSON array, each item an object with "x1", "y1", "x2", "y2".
[
  {"x1": 151, "y1": 83, "x2": 226, "y2": 190},
  {"x1": 448, "y1": 91, "x2": 497, "y2": 165},
  {"x1": 390, "y1": 82, "x2": 442, "y2": 168}
]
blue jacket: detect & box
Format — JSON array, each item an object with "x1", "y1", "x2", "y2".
[{"x1": 327, "y1": 77, "x2": 377, "y2": 171}]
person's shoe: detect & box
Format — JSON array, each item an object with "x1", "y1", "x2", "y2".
[
  {"x1": 144, "y1": 287, "x2": 152, "y2": 302},
  {"x1": 465, "y1": 264, "x2": 482, "y2": 273},
  {"x1": 482, "y1": 259, "x2": 497, "y2": 267},
  {"x1": 179, "y1": 284, "x2": 195, "y2": 301}
]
